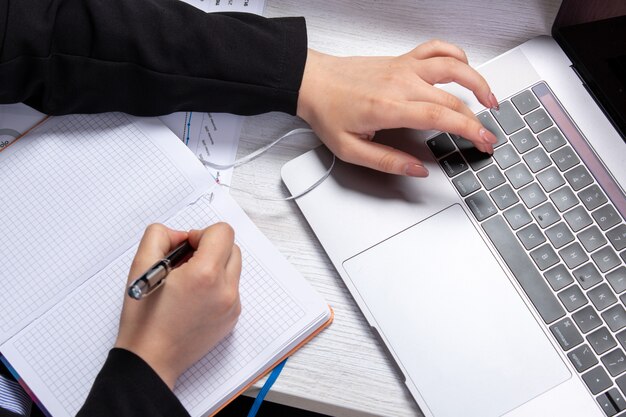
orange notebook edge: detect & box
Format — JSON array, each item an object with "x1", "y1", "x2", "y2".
[
  {"x1": 208, "y1": 305, "x2": 335, "y2": 417},
  {"x1": 0, "y1": 115, "x2": 49, "y2": 153}
]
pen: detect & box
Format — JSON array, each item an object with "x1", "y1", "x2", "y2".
[{"x1": 127, "y1": 241, "x2": 193, "y2": 300}]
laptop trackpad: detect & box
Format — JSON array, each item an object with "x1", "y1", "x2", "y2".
[{"x1": 343, "y1": 204, "x2": 570, "y2": 417}]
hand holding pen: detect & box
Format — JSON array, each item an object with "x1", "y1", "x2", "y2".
[{"x1": 115, "y1": 223, "x2": 242, "y2": 389}]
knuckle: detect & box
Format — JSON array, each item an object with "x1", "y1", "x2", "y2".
[
  {"x1": 145, "y1": 223, "x2": 166, "y2": 235},
  {"x1": 214, "y1": 222, "x2": 234, "y2": 238},
  {"x1": 427, "y1": 38, "x2": 445, "y2": 50},
  {"x1": 443, "y1": 94, "x2": 462, "y2": 112},
  {"x1": 464, "y1": 118, "x2": 477, "y2": 135},
  {"x1": 216, "y1": 288, "x2": 239, "y2": 313},
  {"x1": 375, "y1": 97, "x2": 398, "y2": 115},
  {"x1": 376, "y1": 151, "x2": 398, "y2": 173},
  {"x1": 441, "y1": 56, "x2": 460, "y2": 69},
  {"x1": 424, "y1": 103, "x2": 444, "y2": 124},
  {"x1": 197, "y1": 263, "x2": 222, "y2": 282}
]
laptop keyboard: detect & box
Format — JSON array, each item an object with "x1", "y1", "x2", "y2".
[{"x1": 428, "y1": 81, "x2": 626, "y2": 416}]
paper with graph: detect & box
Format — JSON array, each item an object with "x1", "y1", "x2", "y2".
[{"x1": 0, "y1": 113, "x2": 331, "y2": 417}]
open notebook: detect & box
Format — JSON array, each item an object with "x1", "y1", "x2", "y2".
[{"x1": 0, "y1": 113, "x2": 332, "y2": 417}]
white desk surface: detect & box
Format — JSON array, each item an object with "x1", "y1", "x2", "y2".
[{"x1": 236, "y1": 1, "x2": 562, "y2": 416}]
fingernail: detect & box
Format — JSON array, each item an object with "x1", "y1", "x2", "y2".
[
  {"x1": 489, "y1": 92, "x2": 499, "y2": 110},
  {"x1": 480, "y1": 128, "x2": 498, "y2": 144},
  {"x1": 404, "y1": 163, "x2": 429, "y2": 177}
]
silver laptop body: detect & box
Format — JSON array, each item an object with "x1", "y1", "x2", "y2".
[{"x1": 282, "y1": 2, "x2": 626, "y2": 416}]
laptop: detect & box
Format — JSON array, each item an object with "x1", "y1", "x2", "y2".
[{"x1": 281, "y1": 1, "x2": 626, "y2": 416}]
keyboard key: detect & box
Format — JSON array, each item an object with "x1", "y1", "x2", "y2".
[
  {"x1": 531, "y1": 202, "x2": 560, "y2": 228},
  {"x1": 552, "y1": 146, "x2": 580, "y2": 171},
  {"x1": 451, "y1": 135, "x2": 493, "y2": 171},
  {"x1": 583, "y1": 366, "x2": 612, "y2": 394},
  {"x1": 510, "y1": 128, "x2": 538, "y2": 153},
  {"x1": 452, "y1": 171, "x2": 481, "y2": 197},
  {"x1": 617, "y1": 375, "x2": 626, "y2": 403},
  {"x1": 579, "y1": 226, "x2": 608, "y2": 252},
  {"x1": 564, "y1": 206, "x2": 593, "y2": 232},
  {"x1": 597, "y1": 392, "x2": 619, "y2": 416},
  {"x1": 588, "y1": 284, "x2": 618, "y2": 311},
  {"x1": 517, "y1": 223, "x2": 546, "y2": 250},
  {"x1": 564, "y1": 165, "x2": 594, "y2": 191},
  {"x1": 519, "y1": 183, "x2": 547, "y2": 209},
  {"x1": 524, "y1": 147, "x2": 552, "y2": 173},
  {"x1": 588, "y1": 327, "x2": 617, "y2": 355},
  {"x1": 545, "y1": 222, "x2": 574, "y2": 249},
  {"x1": 524, "y1": 108, "x2": 553, "y2": 133},
  {"x1": 602, "y1": 305, "x2": 626, "y2": 332},
  {"x1": 592, "y1": 205, "x2": 621, "y2": 231},
  {"x1": 616, "y1": 329, "x2": 626, "y2": 350},
  {"x1": 477, "y1": 111, "x2": 508, "y2": 148},
  {"x1": 558, "y1": 284, "x2": 588, "y2": 311},
  {"x1": 427, "y1": 133, "x2": 456, "y2": 158},
  {"x1": 493, "y1": 144, "x2": 520, "y2": 170},
  {"x1": 491, "y1": 101, "x2": 525, "y2": 134},
  {"x1": 440, "y1": 152, "x2": 468, "y2": 177},
  {"x1": 544, "y1": 264, "x2": 573, "y2": 291},
  {"x1": 531, "y1": 244, "x2": 560, "y2": 271},
  {"x1": 602, "y1": 348, "x2": 626, "y2": 376},
  {"x1": 537, "y1": 127, "x2": 566, "y2": 152},
  {"x1": 593, "y1": 246, "x2": 621, "y2": 273},
  {"x1": 604, "y1": 388, "x2": 626, "y2": 413},
  {"x1": 573, "y1": 306, "x2": 603, "y2": 333},
  {"x1": 504, "y1": 204, "x2": 532, "y2": 230},
  {"x1": 568, "y1": 344, "x2": 598, "y2": 372},
  {"x1": 511, "y1": 90, "x2": 539, "y2": 115},
  {"x1": 537, "y1": 166, "x2": 565, "y2": 193},
  {"x1": 607, "y1": 267, "x2": 626, "y2": 293},
  {"x1": 560, "y1": 242, "x2": 589, "y2": 269},
  {"x1": 489, "y1": 184, "x2": 519, "y2": 210},
  {"x1": 477, "y1": 164, "x2": 506, "y2": 190},
  {"x1": 607, "y1": 225, "x2": 626, "y2": 251},
  {"x1": 482, "y1": 215, "x2": 565, "y2": 324},
  {"x1": 505, "y1": 163, "x2": 533, "y2": 189},
  {"x1": 550, "y1": 187, "x2": 578, "y2": 212},
  {"x1": 550, "y1": 317, "x2": 583, "y2": 350},
  {"x1": 465, "y1": 191, "x2": 498, "y2": 221},
  {"x1": 579, "y1": 185, "x2": 608, "y2": 211},
  {"x1": 573, "y1": 263, "x2": 603, "y2": 290}
]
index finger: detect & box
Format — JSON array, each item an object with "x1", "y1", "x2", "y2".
[
  {"x1": 416, "y1": 57, "x2": 498, "y2": 110},
  {"x1": 389, "y1": 101, "x2": 497, "y2": 152},
  {"x1": 129, "y1": 224, "x2": 189, "y2": 281},
  {"x1": 186, "y1": 222, "x2": 236, "y2": 267},
  {"x1": 407, "y1": 39, "x2": 469, "y2": 64}
]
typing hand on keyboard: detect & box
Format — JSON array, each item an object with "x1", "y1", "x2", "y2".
[{"x1": 297, "y1": 39, "x2": 500, "y2": 178}]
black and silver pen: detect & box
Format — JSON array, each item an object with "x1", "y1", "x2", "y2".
[{"x1": 127, "y1": 241, "x2": 193, "y2": 300}]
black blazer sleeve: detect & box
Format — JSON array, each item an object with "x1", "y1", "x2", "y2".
[
  {"x1": 0, "y1": 0, "x2": 308, "y2": 116},
  {"x1": 76, "y1": 348, "x2": 190, "y2": 417}
]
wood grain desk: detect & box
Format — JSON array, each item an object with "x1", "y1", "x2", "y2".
[{"x1": 235, "y1": 1, "x2": 562, "y2": 415}]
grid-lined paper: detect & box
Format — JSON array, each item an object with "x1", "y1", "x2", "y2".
[
  {"x1": 0, "y1": 114, "x2": 197, "y2": 341},
  {"x1": 7, "y1": 194, "x2": 307, "y2": 415}
]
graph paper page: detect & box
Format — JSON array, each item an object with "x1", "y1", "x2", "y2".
[
  {"x1": 0, "y1": 113, "x2": 211, "y2": 343},
  {"x1": 1, "y1": 189, "x2": 330, "y2": 417}
]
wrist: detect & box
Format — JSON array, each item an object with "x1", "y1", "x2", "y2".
[{"x1": 297, "y1": 49, "x2": 330, "y2": 125}]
